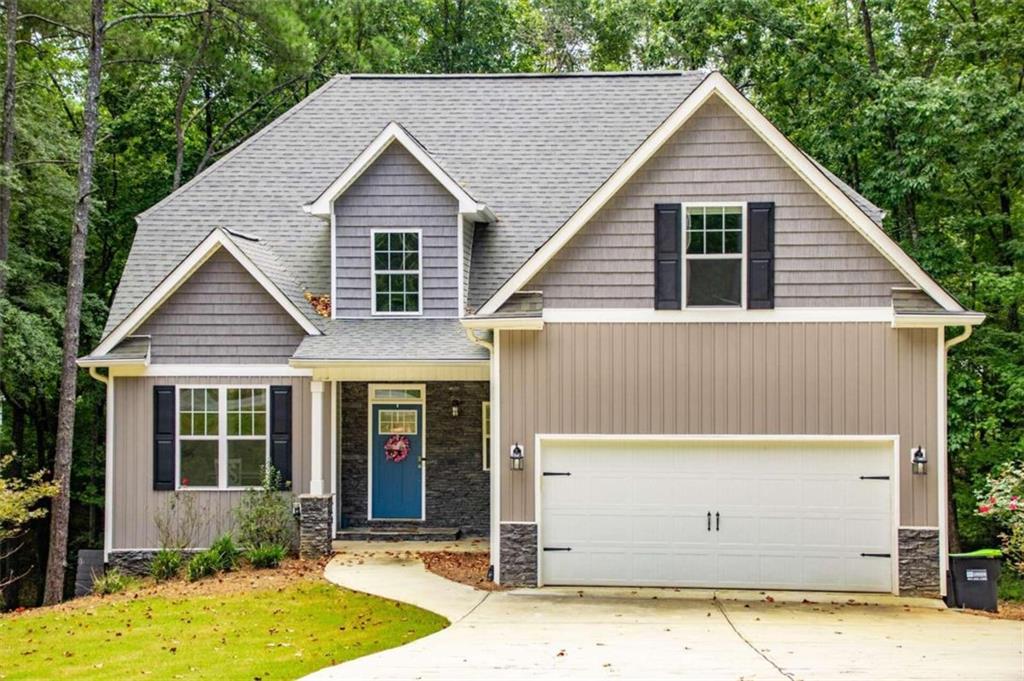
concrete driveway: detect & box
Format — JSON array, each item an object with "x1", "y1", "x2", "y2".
[{"x1": 307, "y1": 547, "x2": 1024, "y2": 681}]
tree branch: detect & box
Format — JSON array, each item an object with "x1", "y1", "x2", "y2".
[
  {"x1": 17, "y1": 13, "x2": 87, "y2": 37},
  {"x1": 107, "y1": 8, "x2": 205, "y2": 30}
]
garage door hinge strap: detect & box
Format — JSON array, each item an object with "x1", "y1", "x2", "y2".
[
  {"x1": 860, "y1": 552, "x2": 891, "y2": 558},
  {"x1": 543, "y1": 547, "x2": 572, "y2": 552},
  {"x1": 859, "y1": 475, "x2": 890, "y2": 480},
  {"x1": 542, "y1": 472, "x2": 571, "y2": 476}
]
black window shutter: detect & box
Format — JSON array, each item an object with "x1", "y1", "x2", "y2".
[
  {"x1": 153, "y1": 386, "x2": 175, "y2": 491},
  {"x1": 269, "y1": 385, "x2": 293, "y2": 490},
  {"x1": 654, "y1": 203, "x2": 682, "y2": 309},
  {"x1": 747, "y1": 202, "x2": 775, "y2": 309}
]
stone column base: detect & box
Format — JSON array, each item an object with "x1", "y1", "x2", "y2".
[
  {"x1": 899, "y1": 527, "x2": 940, "y2": 596},
  {"x1": 299, "y1": 495, "x2": 334, "y2": 558},
  {"x1": 499, "y1": 523, "x2": 538, "y2": 586}
]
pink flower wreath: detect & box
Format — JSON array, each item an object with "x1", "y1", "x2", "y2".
[{"x1": 384, "y1": 434, "x2": 411, "y2": 463}]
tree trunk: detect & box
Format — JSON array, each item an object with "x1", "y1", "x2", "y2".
[
  {"x1": 857, "y1": 0, "x2": 879, "y2": 74},
  {"x1": 42, "y1": 0, "x2": 105, "y2": 606},
  {"x1": 0, "y1": 0, "x2": 17, "y2": 353}
]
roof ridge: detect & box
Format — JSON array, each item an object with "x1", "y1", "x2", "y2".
[
  {"x1": 348, "y1": 70, "x2": 704, "y2": 80},
  {"x1": 137, "y1": 75, "x2": 347, "y2": 221}
]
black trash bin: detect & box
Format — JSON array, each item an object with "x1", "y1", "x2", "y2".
[{"x1": 947, "y1": 549, "x2": 1002, "y2": 612}]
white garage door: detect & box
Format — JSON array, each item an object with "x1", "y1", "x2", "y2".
[{"x1": 540, "y1": 439, "x2": 894, "y2": 592}]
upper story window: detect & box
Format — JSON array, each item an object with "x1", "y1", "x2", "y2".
[
  {"x1": 178, "y1": 386, "x2": 269, "y2": 489},
  {"x1": 373, "y1": 230, "x2": 421, "y2": 314},
  {"x1": 685, "y1": 205, "x2": 745, "y2": 307}
]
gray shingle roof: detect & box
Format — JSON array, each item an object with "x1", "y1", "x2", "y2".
[
  {"x1": 106, "y1": 71, "x2": 890, "y2": 338},
  {"x1": 293, "y1": 319, "x2": 487, "y2": 362}
]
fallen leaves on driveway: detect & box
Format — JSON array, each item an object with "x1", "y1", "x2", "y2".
[{"x1": 419, "y1": 551, "x2": 508, "y2": 591}]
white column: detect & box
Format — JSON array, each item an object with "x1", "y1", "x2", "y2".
[{"x1": 310, "y1": 380, "x2": 325, "y2": 496}]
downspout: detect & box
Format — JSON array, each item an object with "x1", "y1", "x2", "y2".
[
  {"x1": 87, "y1": 366, "x2": 109, "y2": 384},
  {"x1": 464, "y1": 326, "x2": 497, "y2": 580},
  {"x1": 464, "y1": 327, "x2": 493, "y2": 353},
  {"x1": 944, "y1": 324, "x2": 973, "y2": 350},
  {"x1": 939, "y1": 323, "x2": 974, "y2": 594},
  {"x1": 85, "y1": 365, "x2": 112, "y2": 561}
]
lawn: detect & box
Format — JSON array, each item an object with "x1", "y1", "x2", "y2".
[{"x1": 0, "y1": 565, "x2": 447, "y2": 680}]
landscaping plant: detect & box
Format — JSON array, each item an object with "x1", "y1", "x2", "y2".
[
  {"x1": 153, "y1": 491, "x2": 209, "y2": 551},
  {"x1": 186, "y1": 551, "x2": 220, "y2": 582},
  {"x1": 209, "y1": 534, "x2": 241, "y2": 571},
  {"x1": 976, "y1": 461, "x2": 1024, "y2": 576},
  {"x1": 91, "y1": 568, "x2": 135, "y2": 595},
  {"x1": 246, "y1": 543, "x2": 288, "y2": 569},
  {"x1": 234, "y1": 467, "x2": 296, "y2": 552},
  {"x1": 149, "y1": 549, "x2": 183, "y2": 582}
]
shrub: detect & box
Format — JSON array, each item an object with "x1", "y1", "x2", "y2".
[
  {"x1": 92, "y1": 568, "x2": 135, "y2": 595},
  {"x1": 975, "y1": 461, "x2": 1024, "y2": 576},
  {"x1": 186, "y1": 551, "x2": 220, "y2": 582},
  {"x1": 150, "y1": 549, "x2": 183, "y2": 582},
  {"x1": 154, "y1": 491, "x2": 209, "y2": 551},
  {"x1": 234, "y1": 467, "x2": 296, "y2": 552},
  {"x1": 209, "y1": 534, "x2": 241, "y2": 571},
  {"x1": 247, "y1": 543, "x2": 287, "y2": 569}
]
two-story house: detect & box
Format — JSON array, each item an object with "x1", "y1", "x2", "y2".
[{"x1": 79, "y1": 71, "x2": 983, "y2": 597}]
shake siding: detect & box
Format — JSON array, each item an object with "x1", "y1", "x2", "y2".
[
  {"x1": 527, "y1": 95, "x2": 909, "y2": 307},
  {"x1": 111, "y1": 375, "x2": 332, "y2": 549},
  {"x1": 334, "y1": 143, "x2": 459, "y2": 317},
  {"x1": 499, "y1": 323, "x2": 939, "y2": 527},
  {"x1": 135, "y1": 249, "x2": 306, "y2": 363}
]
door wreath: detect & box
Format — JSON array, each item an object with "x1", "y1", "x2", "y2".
[{"x1": 384, "y1": 434, "x2": 411, "y2": 463}]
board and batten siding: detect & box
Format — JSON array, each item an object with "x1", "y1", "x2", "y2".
[
  {"x1": 135, "y1": 249, "x2": 306, "y2": 363},
  {"x1": 527, "y1": 95, "x2": 910, "y2": 308},
  {"x1": 111, "y1": 375, "x2": 331, "y2": 550},
  {"x1": 334, "y1": 142, "x2": 459, "y2": 317},
  {"x1": 498, "y1": 323, "x2": 939, "y2": 527}
]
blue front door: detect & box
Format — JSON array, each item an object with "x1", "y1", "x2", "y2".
[{"x1": 371, "y1": 404, "x2": 423, "y2": 519}]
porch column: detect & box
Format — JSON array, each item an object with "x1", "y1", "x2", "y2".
[{"x1": 309, "y1": 380, "x2": 324, "y2": 495}]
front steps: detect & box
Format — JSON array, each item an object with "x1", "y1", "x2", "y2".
[{"x1": 336, "y1": 525, "x2": 461, "y2": 542}]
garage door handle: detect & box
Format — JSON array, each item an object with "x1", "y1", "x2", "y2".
[
  {"x1": 860, "y1": 552, "x2": 891, "y2": 558},
  {"x1": 543, "y1": 547, "x2": 572, "y2": 552},
  {"x1": 859, "y1": 475, "x2": 890, "y2": 480},
  {"x1": 715, "y1": 511, "x2": 720, "y2": 532},
  {"x1": 707, "y1": 512, "x2": 711, "y2": 531}
]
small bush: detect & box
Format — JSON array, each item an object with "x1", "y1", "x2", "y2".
[
  {"x1": 186, "y1": 551, "x2": 220, "y2": 582},
  {"x1": 976, "y1": 461, "x2": 1024, "y2": 577},
  {"x1": 234, "y1": 467, "x2": 297, "y2": 552},
  {"x1": 150, "y1": 549, "x2": 183, "y2": 582},
  {"x1": 247, "y1": 543, "x2": 287, "y2": 569},
  {"x1": 209, "y1": 534, "x2": 241, "y2": 571},
  {"x1": 92, "y1": 568, "x2": 135, "y2": 595}
]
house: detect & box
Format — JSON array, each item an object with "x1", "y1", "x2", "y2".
[{"x1": 79, "y1": 71, "x2": 983, "y2": 596}]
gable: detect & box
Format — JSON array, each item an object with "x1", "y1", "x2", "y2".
[
  {"x1": 334, "y1": 142, "x2": 460, "y2": 318},
  {"x1": 526, "y1": 94, "x2": 912, "y2": 309},
  {"x1": 135, "y1": 249, "x2": 306, "y2": 363}
]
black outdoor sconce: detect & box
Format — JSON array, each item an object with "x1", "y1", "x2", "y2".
[
  {"x1": 451, "y1": 398, "x2": 461, "y2": 417},
  {"x1": 911, "y1": 446, "x2": 927, "y2": 475},
  {"x1": 510, "y1": 442, "x2": 525, "y2": 471}
]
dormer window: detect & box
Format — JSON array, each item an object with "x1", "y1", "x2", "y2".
[{"x1": 372, "y1": 229, "x2": 422, "y2": 315}]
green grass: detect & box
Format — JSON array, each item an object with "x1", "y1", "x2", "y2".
[
  {"x1": 998, "y1": 565, "x2": 1024, "y2": 602},
  {"x1": 0, "y1": 580, "x2": 447, "y2": 680}
]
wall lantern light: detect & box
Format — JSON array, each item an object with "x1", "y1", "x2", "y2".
[
  {"x1": 451, "y1": 399, "x2": 461, "y2": 417},
  {"x1": 911, "y1": 446, "x2": 927, "y2": 475},
  {"x1": 510, "y1": 442, "x2": 525, "y2": 471}
]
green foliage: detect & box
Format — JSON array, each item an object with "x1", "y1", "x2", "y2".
[
  {"x1": 233, "y1": 468, "x2": 296, "y2": 552},
  {"x1": 998, "y1": 568, "x2": 1024, "y2": 603},
  {"x1": 246, "y1": 543, "x2": 287, "y2": 569},
  {"x1": 0, "y1": 455, "x2": 58, "y2": 544},
  {"x1": 185, "y1": 551, "x2": 220, "y2": 582},
  {"x1": 975, "y1": 462, "x2": 1024, "y2": 576},
  {"x1": 208, "y1": 534, "x2": 241, "y2": 572},
  {"x1": 149, "y1": 549, "x2": 183, "y2": 582},
  {"x1": 91, "y1": 568, "x2": 135, "y2": 596}
]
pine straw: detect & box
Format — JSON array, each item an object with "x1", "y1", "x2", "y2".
[{"x1": 419, "y1": 551, "x2": 508, "y2": 591}]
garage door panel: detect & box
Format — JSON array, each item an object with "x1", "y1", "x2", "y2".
[{"x1": 540, "y1": 439, "x2": 894, "y2": 592}]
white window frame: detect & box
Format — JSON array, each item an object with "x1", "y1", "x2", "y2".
[
  {"x1": 482, "y1": 401, "x2": 491, "y2": 471},
  {"x1": 681, "y1": 202, "x2": 747, "y2": 310},
  {"x1": 378, "y1": 408, "x2": 419, "y2": 435},
  {"x1": 175, "y1": 385, "x2": 271, "y2": 491},
  {"x1": 370, "y1": 228, "x2": 423, "y2": 316}
]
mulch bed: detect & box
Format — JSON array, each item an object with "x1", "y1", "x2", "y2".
[{"x1": 419, "y1": 551, "x2": 508, "y2": 591}]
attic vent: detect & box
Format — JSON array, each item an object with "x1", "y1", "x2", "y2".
[{"x1": 224, "y1": 228, "x2": 260, "y2": 242}]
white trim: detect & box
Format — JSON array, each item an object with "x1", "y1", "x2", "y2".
[
  {"x1": 330, "y1": 209, "x2": 337, "y2": 320},
  {"x1": 111, "y1": 364, "x2": 313, "y2": 377},
  {"x1": 305, "y1": 122, "x2": 494, "y2": 221},
  {"x1": 310, "y1": 380, "x2": 325, "y2": 496},
  {"x1": 104, "y1": 376, "x2": 114, "y2": 561},
  {"x1": 892, "y1": 312, "x2": 985, "y2": 328},
  {"x1": 681, "y1": 202, "x2": 747, "y2": 309},
  {"x1": 330, "y1": 380, "x2": 338, "y2": 538},
  {"x1": 937, "y1": 326, "x2": 949, "y2": 597},
  {"x1": 370, "y1": 228, "x2": 423, "y2": 316},
  {"x1": 460, "y1": 316, "x2": 544, "y2": 330},
  {"x1": 457, "y1": 215, "x2": 465, "y2": 316},
  {"x1": 542, "y1": 307, "x2": 895, "y2": 324},
  {"x1": 477, "y1": 72, "x2": 962, "y2": 315},
  {"x1": 481, "y1": 401, "x2": 491, "y2": 471},
  {"x1": 533, "y1": 433, "x2": 901, "y2": 594},
  {"x1": 367, "y1": 383, "x2": 427, "y2": 522},
  {"x1": 491, "y1": 331, "x2": 501, "y2": 582},
  {"x1": 94, "y1": 228, "x2": 320, "y2": 357}
]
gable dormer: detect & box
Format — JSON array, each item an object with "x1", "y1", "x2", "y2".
[{"x1": 305, "y1": 122, "x2": 492, "y2": 319}]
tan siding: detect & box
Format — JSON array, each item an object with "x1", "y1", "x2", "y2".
[
  {"x1": 527, "y1": 96, "x2": 909, "y2": 307},
  {"x1": 498, "y1": 323, "x2": 939, "y2": 527},
  {"x1": 136, "y1": 249, "x2": 306, "y2": 363},
  {"x1": 111, "y1": 375, "x2": 332, "y2": 549}
]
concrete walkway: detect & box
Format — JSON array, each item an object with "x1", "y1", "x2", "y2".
[{"x1": 307, "y1": 548, "x2": 1024, "y2": 680}]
